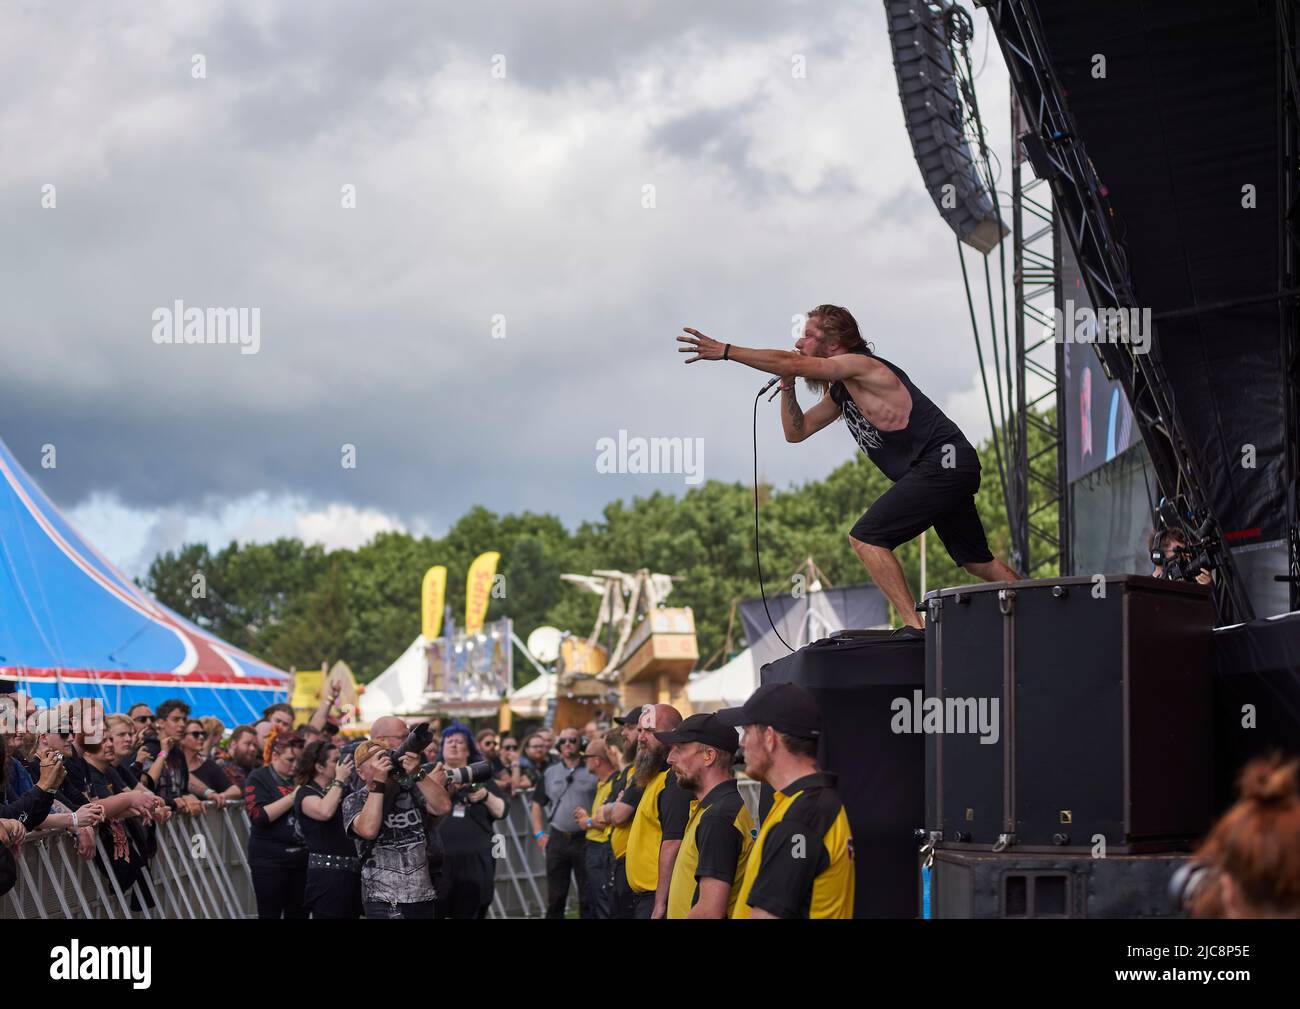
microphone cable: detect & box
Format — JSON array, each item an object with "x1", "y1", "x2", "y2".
[{"x1": 753, "y1": 382, "x2": 794, "y2": 654}]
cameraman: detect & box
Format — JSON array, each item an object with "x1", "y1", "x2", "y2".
[
  {"x1": 1149, "y1": 526, "x2": 1212, "y2": 586},
  {"x1": 344, "y1": 729, "x2": 451, "y2": 920},
  {"x1": 436, "y1": 724, "x2": 507, "y2": 919}
]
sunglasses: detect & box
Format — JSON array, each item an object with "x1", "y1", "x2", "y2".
[
  {"x1": 186, "y1": 731, "x2": 208, "y2": 739},
  {"x1": 502, "y1": 744, "x2": 518, "y2": 751},
  {"x1": 559, "y1": 737, "x2": 579, "y2": 744},
  {"x1": 133, "y1": 715, "x2": 153, "y2": 724},
  {"x1": 481, "y1": 739, "x2": 498, "y2": 747}
]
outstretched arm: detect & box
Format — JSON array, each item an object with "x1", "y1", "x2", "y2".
[{"x1": 677, "y1": 328, "x2": 894, "y2": 391}]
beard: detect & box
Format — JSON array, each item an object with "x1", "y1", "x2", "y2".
[
  {"x1": 634, "y1": 741, "x2": 668, "y2": 787},
  {"x1": 804, "y1": 376, "x2": 828, "y2": 398}
]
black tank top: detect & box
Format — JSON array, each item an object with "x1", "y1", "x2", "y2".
[{"x1": 828, "y1": 351, "x2": 975, "y2": 481}]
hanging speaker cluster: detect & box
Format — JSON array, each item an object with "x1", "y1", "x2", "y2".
[{"x1": 884, "y1": 0, "x2": 1007, "y2": 254}]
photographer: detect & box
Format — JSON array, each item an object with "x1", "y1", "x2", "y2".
[
  {"x1": 294, "y1": 739, "x2": 361, "y2": 919},
  {"x1": 436, "y1": 724, "x2": 507, "y2": 919},
  {"x1": 243, "y1": 729, "x2": 308, "y2": 918},
  {"x1": 1149, "y1": 526, "x2": 1212, "y2": 585},
  {"x1": 344, "y1": 721, "x2": 451, "y2": 919},
  {"x1": 531, "y1": 728, "x2": 597, "y2": 919}
]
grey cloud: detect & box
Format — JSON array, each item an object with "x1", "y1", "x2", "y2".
[{"x1": 0, "y1": 0, "x2": 1012, "y2": 548}]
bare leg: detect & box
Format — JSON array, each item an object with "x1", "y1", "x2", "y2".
[
  {"x1": 850, "y1": 536, "x2": 923, "y2": 629},
  {"x1": 963, "y1": 558, "x2": 1020, "y2": 583}
]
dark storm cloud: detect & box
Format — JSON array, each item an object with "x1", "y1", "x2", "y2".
[{"x1": 0, "y1": 0, "x2": 1010, "y2": 562}]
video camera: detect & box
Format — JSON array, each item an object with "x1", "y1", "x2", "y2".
[{"x1": 1150, "y1": 499, "x2": 1221, "y2": 584}]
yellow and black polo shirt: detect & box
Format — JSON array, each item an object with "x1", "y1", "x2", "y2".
[
  {"x1": 732, "y1": 771, "x2": 854, "y2": 919},
  {"x1": 667, "y1": 778, "x2": 754, "y2": 918},
  {"x1": 624, "y1": 768, "x2": 692, "y2": 894},
  {"x1": 585, "y1": 772, "x2": 615, "y2": 844},
  {"x1": 607, "y1": 764, "x2": 640, "y2": 860}
]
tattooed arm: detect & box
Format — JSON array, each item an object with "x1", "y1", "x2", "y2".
[{"x1": 781, "y1": 388, "x2": 841, "y2": 443}]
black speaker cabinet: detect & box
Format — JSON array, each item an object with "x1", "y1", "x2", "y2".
[
  {"x1": 923, "y1": 575, "x2": 1214, "y2": 854},
  {"x1": 922, "y1": 848, "x2": 1190, "y2": 919},
  {"x1": 1212, "y1": 611, "x2": 1300, "y2": 812},
  {"x1": 761, "y1": 629, "x2": 925, "y2": 918}
]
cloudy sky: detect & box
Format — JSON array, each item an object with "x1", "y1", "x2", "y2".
[{"x1": 1, "y1": 0, "x2": 1011, "y2": 577}]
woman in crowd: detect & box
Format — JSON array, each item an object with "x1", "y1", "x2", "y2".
[
  {"x1": 181, "y1": 719, "x2": 240, "y2": 805},
  {"x1": 199, "y1": 717, "x2": 226, "y2": 760},
  {"x1": 294, "y1": 738, "x2": 361, "y2": 918},
  {"x1": 244, "y1": 729, "x2": 308, "y2": 918},
  {"x1": 435, "y1": 723, "x2": 507, "y2": 919},
  {"x1": 1192, "y1": 754, "x2": 1300, "y2": 918}
]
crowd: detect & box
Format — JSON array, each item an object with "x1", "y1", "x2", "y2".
[{"x1": 3, "y1": 676, "x2": 1299, "y2": 920}]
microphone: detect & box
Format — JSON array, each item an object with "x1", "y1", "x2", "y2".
[{"x1": 758, "y1": 376, "x2": 780, "y2": 395}]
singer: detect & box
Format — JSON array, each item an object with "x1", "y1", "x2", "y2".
[{"x1": 677, "y1": 304, "x2": 1017, "y2": 628}]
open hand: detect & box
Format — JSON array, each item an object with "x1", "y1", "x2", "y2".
[{"x1": 677, "y1": 327, "x2": 726, "y2": 363}]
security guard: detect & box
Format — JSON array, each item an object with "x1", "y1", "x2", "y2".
[
  {"x1": 716, "y1": 682, "x2": 854, "y2": 919},
  {"x1": 655, "y1": 713, "x2": 754, "y2": 918},
  {"x1": 616, "y1": 703, "x2": 692, "y2": 918},
  {"x1": 571, "y1": 736, "x2": 618, "y2": 919},
  {"x1": 603, "y1": 716, "x2": 644, "y2": 919}
]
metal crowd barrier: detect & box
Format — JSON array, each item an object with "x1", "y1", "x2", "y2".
[
  {"x1": 3, "y1": 779, "x2": 763, "y2": 920},
  {"x1": 2, "y1": 801, "x2": 254, "y2": 920}
]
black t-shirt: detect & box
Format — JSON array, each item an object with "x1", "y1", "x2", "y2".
[
  {"x1": 80, "y1": 759, "x2": 130, "y2": 801},
  {"x1": 828, "y1": 351, "x2": 976, "y2": 481},
  {"x1": 113, "y1": 760, "x2": 141, "y2": 790},
  {"x1": 294, "y1": 782, "x2": 354, "y2": 858},
  {"x1": 190, "y1": 758, "x2": 232, "y2": 794},
  {"x1": 141, "y1": 738, "x2": 189, "y2": 807},
  {"x1": 438, "y1": 780, "x2": 506, "y2": 857},
  {"x1": 243, "y1": 766, "x2": 306, "y2": 867}
]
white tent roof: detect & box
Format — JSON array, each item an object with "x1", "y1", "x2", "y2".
[
  {"x1": 686, "y1": 648, "x2": 757, "y2": 712},
  {"x1": 509, "y1": 672, "x2": 555, "y2": 718},
  {"x1": 362, "y1": 635, "x2": 431, "y2": 722}
]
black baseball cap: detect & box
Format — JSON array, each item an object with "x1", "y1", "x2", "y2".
[
  {"x1": 614, "y1": 705, "x2": 644, "y2": 726},
  {"x1": 714, "y1": 682, "x2": 821, "y2": 739},
  {"x1": 652, "y1": 713, "x2": 739, "y2": 753}
]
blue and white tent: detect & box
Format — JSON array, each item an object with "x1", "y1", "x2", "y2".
[{"x1": 0, "y1": 437, "x2": 289, "y2": 723}]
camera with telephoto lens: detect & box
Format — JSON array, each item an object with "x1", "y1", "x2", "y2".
[
  {"x1": 444, "y1": 761, "x2": 494, "y2": 789},
  {"x1": 386, "y1": 722, "x2": 435, "y2": 775}
]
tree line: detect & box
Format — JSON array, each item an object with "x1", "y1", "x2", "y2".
[{"x1": 144, "y1": 418, "x2": 1050, "y2": 686}]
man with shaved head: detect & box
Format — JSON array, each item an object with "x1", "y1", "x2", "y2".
[{"x1": 617, "y1": 703, "x2": 693, "y2": 918}]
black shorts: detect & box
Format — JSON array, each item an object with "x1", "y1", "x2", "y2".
[{"x1": 849, "y1": 456, "x2": 994, "y2": 566}]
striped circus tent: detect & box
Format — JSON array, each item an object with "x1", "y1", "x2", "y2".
[{"x1": 0, "y1": 436, "x2": 289, "y2": 724}]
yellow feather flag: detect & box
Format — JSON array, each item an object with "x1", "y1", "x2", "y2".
[
  {"x1": 464, "y1": 551, "x2": 500, "y2": 634},
  {"x1": 421, "y1": 565, "x2": 447, "y2": 640}
]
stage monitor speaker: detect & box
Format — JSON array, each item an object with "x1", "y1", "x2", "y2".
[
  {"x1": 923, "y1": 849, "x2": 1189, "y2": 919},
  {"x1": 924, "y1": 576, "x2": 1215, "y2": 853},
  {"x1": 761, "y1": 628, "x2": 925, "y2": 918}
]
